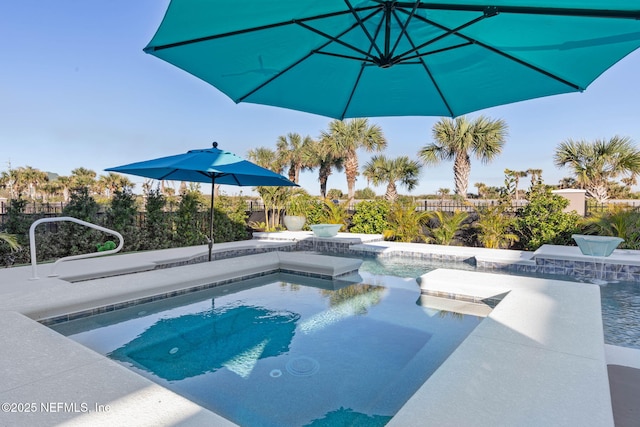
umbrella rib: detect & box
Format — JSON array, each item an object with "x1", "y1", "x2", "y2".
[
  {"x1": 344, "y1": 0, "x2": 384, "y2": 59},
  {"x1": 400, "y1": 42, "x2": 474, "y2": 61},
  {"x1": 413, "y1": 13, "x2": 583, "y2": 90},
  {"x1": 296, "y1": 21, "x2": 377, "y2": 63},
  {"x1": 340, "y1": 20, "x2": 384, "y2": 119},
  {"x1": 392, "y1": 10, "x2": 488, "y2": 65},
  {"x1": 392, "y1": 18, "x2": 454, "y2": 116},
  {"x1": 314, "y1": 51, "x2": 377, "y2": 64},
  {"x1": 157, "y1": 169, "x2": 183, "y2": 181},
  {"x1": 389, "y1": 1, "x2": 421, "y2": 59},
  {"x1": 394, "y1": 3, "x2": 640, "y2": 20},
  {"x1": 145, "y1": 6, "x2": 380, "y2": 52},
  {"x1": 338, "y1": 6, "x2": 387, "y2": 119},
  {"x1": 237, "y1": 11, "x2": 380, "y2": 103}
]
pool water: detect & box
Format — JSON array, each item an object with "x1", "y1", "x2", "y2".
[
  {"x1": 600, "y1": 281, "x2": 640, "y2": 349},
  {"x1": 52, "y1": 271, "x2": 484, "y2": 427}
]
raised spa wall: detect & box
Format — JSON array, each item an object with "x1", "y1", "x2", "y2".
[{"x1": 254, "y1": 232, "x2": 640, "y2": 283}]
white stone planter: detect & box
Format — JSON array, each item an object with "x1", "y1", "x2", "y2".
[{"x1": 283, "y1": 215, "x2": 306, "y2": 231}]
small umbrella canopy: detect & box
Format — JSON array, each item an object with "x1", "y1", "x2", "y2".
[
  {"x1": 143, "y1": 1, "x2": 640, "y2": 119},
  {"x1": 109, "y1": 306, "x2": 300, "y2": 381},
  {"x1": 106, "y1": 142, "x2": 297, "y2": 260}
]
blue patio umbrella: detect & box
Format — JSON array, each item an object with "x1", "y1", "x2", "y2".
[
  {"x1": 142, "y1": 1, "x2": 640, "y2": 119},
  {"x1": 106, "y1": 142, "x2": 297, "y2": 260}
]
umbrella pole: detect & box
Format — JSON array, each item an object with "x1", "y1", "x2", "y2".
[{"x1": 209, "y1": 177, "x2": 215, "y2": 261}]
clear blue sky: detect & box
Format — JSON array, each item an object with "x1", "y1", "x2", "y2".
[{"x1": 2, "y1": 1, "x2": 640, "y2": 197}]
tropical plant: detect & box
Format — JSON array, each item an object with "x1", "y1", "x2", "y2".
[
  {"x1": 276, "y1": 133, "x2": 313, "y2": 184},
  {"x1": 554, "y1": 136, "x2": 640, "y2": 203},
  {"x1": 419, "y1": 115, "x2": 508, "y2": 198},
  {"x1": 437, "y1": 188, "x2": 451, "y2": 200},
  {"x1": 424, "y1": 210, "x2": 469, "y2": 245},
  {"x1": 319, "y1": 199, "x2": 351, "y2": 230},
  {"x1": 212, "y1": 194, "x2": 249, "y2": 243},
  {"x1": 106, "y1": 188, "x2": 138, "y2": 231},
  {"x1": 0, "y1": 232, "x2": 20, "y2": 252},
  {"x1": 247, "y1": 146, "x2": 286, "y2": 230},
  {"x1": 327, "y1": 189, "x2": 344, "y2": 200},
  {"x1": 97, "y1": 172, "x2": 134, "y2": 198},
  {"x1": 362, "y1": 155, "x2": 421, "y2": 202},
  {"x1": 527, "y1": 168, "x2": 543, "y2": 187},
  {"x1": 20, "y1": 165, "x2": 49, "y2": 201},
  {"x1": 354, "y1": 187, "x2": 376, "y2": 199},
  {"x1": 350, "y1": 199, "x2": 390, "y2": 234},
  {"x1": 579, "y1": 206, "x2": 640, "y2": 249},
  {"x1": 320, "y1": 118, "x2": 387, "y2": 202},
  {"x1": 0, "y1": 163, "x2": 20, "y2": 199},
  {"x1": 383, "y1": 201, "x2": 430, "y2": 243},
  {"x1": 474, "y1": 205, "x2": 519, "y2": 249},
  {"x1": 285, "y1": 191, "x2": 316, "y2": 216},
  {"x1": 174, "y1": 190, "x2": 206, "y2": 246},
  {"x1": 514, "y1": 184, "x2": 581, "y2": 250},
  {"x1": 302, "y1": 137, "x2": 343, "y2": 199},
  {"x1": 70, "y1": 167, "x2": 97, "y2": 190},
  {"x1": 504, "y1": 169, "x2": 528, "y2": 201},
  {"x1": 142, "y1": 187, "x2": 172, "y2": 250}
]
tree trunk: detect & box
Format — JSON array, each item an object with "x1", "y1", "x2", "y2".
[
  {"x1": 345, "y1": 151, "x2": 358, "y2": 202},
  {"x1": 385, "y1": 182, "x2": 398, "y2": 202},
  {"x1": 588, "y1": 183, "x2": 609, "y2": 203},
  {"x1": 453, "y1": 153, "x2": 471, "y2": 198},
  {"x1": 319, "y1": 162, "x2": 333, "y2": 199}
]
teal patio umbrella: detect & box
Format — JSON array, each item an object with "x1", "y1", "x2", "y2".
[
  {"x1": 106, "y1": 142, "x2": 297, "y2": 260},
  {"x1": 143, "y1": 1, "x2": 640, "y2": 119}
]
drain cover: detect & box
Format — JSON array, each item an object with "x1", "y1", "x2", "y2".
[{"x1": 286, "y1": 356, "x2": 320, "y2": 377}]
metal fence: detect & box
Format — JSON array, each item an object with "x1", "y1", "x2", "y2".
[{"x1": 4, "y1": 198, "x2": 640, "y2": 229}]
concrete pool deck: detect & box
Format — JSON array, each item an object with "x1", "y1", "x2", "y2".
[{"x1": 0, "y1": 237, "x2": 637, "y2": 425}]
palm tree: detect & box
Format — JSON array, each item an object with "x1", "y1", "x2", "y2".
[
  {"x1": 418, "y1": 116, "x2": 508, "y2": 198},
  {"x1": 0, "y1": 167, "x2": 21, "y2": 199},
  {"x1": 437, "y1": 188, "x2": 451, "y2": 204},
  {"x1": 321, "y1": 119, "x2": 387, "y2": 203},
  {"x1": 20, "y1": 166, "x2": 49, "y2": 201},
  {"x1": 56, "y1": 176, "x2": 74, "y2": 202},
  {"x1": 97, "y1": 173, "x2": 134, "y2": 198},
  {"x1": 247, "y1": 147, "x2": 286, "y2": 229},
  {"x1": 276, "y1": 133, "x2": 313, "y2": 184},
  {"x1": 558, "y1": 176, "x2": 577, "y2": 189},
  {"x1": 554, "y1": 136, "x2": 640, "y2": 203},
  {"x1": 526, "y1": 168, "x2": 543, "y2": 187},
  {"x1": 71, "y1": 167, "x2": 97, "y2": 190},
  {"x1": 362, "y1": 155, "x2": 421, "y2": 202},
  {"x1": 474, "y1": 182, "x2": 488, "y2": 199},
  {"x1": 302, "y1": 136, "x2": 343, "y2": 199},
  {"x1": 505, "y1": 169, "x2": 528, "y2": 201}
]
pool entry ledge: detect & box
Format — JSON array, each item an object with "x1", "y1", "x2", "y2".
[{"x1": 389, "y1": 268, "x2": 613, "y2": 426}]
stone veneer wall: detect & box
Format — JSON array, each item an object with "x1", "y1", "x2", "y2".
[{"x1": 533, "y1": 257, "x2": 640, "y2": 283}]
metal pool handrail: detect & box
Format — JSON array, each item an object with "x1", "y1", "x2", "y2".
[{"x1": 29, "y1": 216, "x2": 124, "y2": 280}]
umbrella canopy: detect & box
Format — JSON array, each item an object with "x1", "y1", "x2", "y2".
[
  {"x1": 144, "y1": 1, "x2": 640, "y2": 119},
  {"x1": 106, "y1": 142, "x2": 297, "y2": 260},
  {"x1": 106, "y1": 142, "x2": 296, "y2": 186}
]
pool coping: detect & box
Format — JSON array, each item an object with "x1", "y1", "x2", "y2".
[
  {"x1": 0, "y1": 238, "x2": 624, "y2": 425},
  {"x1": 390, "y1": 268, "x2": 613, "y2": 426}
]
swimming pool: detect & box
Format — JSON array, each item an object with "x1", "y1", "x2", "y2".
[
  {"x1": 355, "y1": 255, "x2": 640, "y2": 350},
  {"x1": 51, "y1": 270, "x2": 484, "y2": 426}
]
